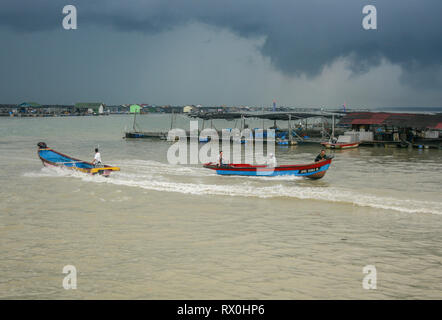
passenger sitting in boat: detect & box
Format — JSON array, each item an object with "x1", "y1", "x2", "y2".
[
  {"x1": 93, "y1": 148, "x2": 103, "y2": 167},
  {"x1": 315, "y1": 149, "x2": 328, "y2": 162},
  {"x1": 267, "y1": 153, "x2": 277, "y2": 168}
]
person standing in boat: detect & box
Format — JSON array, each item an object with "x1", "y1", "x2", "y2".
[
  {"x1": 93, "y1": 148, "x2": 103, "y2": 167},
  {"x1": 267, "y1": 153, "x2": 277, "y2": 168},
  {"x1": 218, "y1": 151, "x2": 225, "y2": 166},
  {"x1": 315, "y1": 149, "x2": 328, "y2": 162}
]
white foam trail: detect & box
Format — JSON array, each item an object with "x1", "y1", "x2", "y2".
[
  {"x1": 116, "y1": 159, "x2": 212, "y2": 177},
  {"x1": 23, "y1": 166, "x2": 77, "y2": 177},
  {"x1": 25, "y1": 162, "x2": 442, "y2": 215},
  {"x1": 102, "y1": 178, "x2": 442, "y2": 215}
]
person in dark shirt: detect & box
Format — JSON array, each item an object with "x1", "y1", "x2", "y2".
[
  {"x1": 315, "y1": 149, "x2": 328, "y2": 162},
  {"x1": 218, "y1": 151, "x2": 224, "y2": 166}
]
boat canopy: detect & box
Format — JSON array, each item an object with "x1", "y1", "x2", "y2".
[{"x1": 188, "y1": 111, "x2": 343, "y2": 121}]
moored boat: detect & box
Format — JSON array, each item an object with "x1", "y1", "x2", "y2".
[
  {"x1": 322, "y1": 114, "x2": 360, "y2": 149},
  {"x1": 321, "y1": 141, "x2": 360, "y2": 149},
  {"x1": 37, "y1": 142, "x2": 120, "y2": 177},
  {"x1": 203, "y1": 158, "x2": 332, "y2": 179}
]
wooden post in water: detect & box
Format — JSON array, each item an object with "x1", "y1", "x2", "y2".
[
  {"x1": 262, "y1": 106, "x2": 265, "y2": 131},
  {"x1": 132, "y1": 111, "x2": 137, "y2": 132},
  {"x1": 305, "y1": 117, "x2": 308, "y2": 137},
  {"x1": 288, "y1": 114, "x2": 292, "y2": 143},
  {"x1": 170, "y1": 110, "x2": 175, "y2": 131}
]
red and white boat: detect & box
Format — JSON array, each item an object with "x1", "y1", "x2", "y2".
[
  {"x1": 203, "y1": 158, "x2": 332, "y2": 179},
  {"x1": 321, "y1": 114, "x2": 360, "y2": 149}
]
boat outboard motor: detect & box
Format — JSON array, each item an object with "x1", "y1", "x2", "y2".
[{"x1": 37, "y1": 142, "x2": 47, "y2": 149}]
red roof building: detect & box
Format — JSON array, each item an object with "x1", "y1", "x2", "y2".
[{"x1": 339, "y1": 112, "x2": 442, "y2": 130}]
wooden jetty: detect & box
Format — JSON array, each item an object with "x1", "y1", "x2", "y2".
[
  {"x1": 360, "y1": 140, "x2": 442, "y2": 149},
  {"x1": 124, "y1": 111, "x2": 342, "y2": 145}
]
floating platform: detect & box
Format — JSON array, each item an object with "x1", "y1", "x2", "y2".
[
  {"x1": 125, "y1": 129, "x2": 297, "y2": 144},
  {"x1": 359, "y1": 140, "x2": 442, "y2": 149},
  {"x1": 125, "y1": 131, "x2": 169, "y2": 139}
]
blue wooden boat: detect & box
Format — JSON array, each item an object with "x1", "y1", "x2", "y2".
[
  {"x1": 37, "y1": 142, "x2": 120, "y2": 177},
  {"x1": 203, "y1": 158, "x2": 332, "y2": 179}
]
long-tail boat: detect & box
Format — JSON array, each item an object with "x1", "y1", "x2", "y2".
[
  {"x1": 203, "y1": 158, "x2": 332, "y2": 179},
  {"x1": 37, "y1": 142, "x2": 120, "y2": 177}
]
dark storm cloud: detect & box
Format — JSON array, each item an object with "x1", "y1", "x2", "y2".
[{"x1": 2, "y1": 0, "x2": 442, "y2": 86}]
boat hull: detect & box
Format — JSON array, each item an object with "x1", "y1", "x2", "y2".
[
  {"x1": 321, "y1": 142, "x2": 359, "y2": 149},
  {"x1": 203, "y1": 159, "x2": 331, "y2": 179},
  {"x1": 38, "y1": 148, "x2": 120, "y2": 177}
]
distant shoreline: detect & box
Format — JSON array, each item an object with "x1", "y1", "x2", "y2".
[{"x1": 1, "y1": 104, "x2": 442, "y2": 118}]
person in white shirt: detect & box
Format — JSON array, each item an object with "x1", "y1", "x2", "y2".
[
  {"x1": 267, "y1": 153, "x2": 277, "y2": 168},
  {"x1": 93, "y1": 148, "x2": 102, "y2": 167}
]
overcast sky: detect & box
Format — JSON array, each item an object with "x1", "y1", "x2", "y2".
[{"x1": 1, "y1": 0, "x2": 442, "y2": 108}]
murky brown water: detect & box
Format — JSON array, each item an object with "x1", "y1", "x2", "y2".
[{"x1": 0, "y1": 115, "x2": 441, "y2": 299}]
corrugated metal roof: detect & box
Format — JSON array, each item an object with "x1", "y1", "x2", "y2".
[
  {"x1": 189, "y1": 112, "x2": 340, "y2": 120},
  {"x1": 18, "y1": 102, "x2": 41, "y2": 108},
  {"x1": 75, "y1": 102, "x2": 104, "y2": 109},
  {"x1": 339, "y1": 112, "x2": 442, "y2": 129},
  {"x1": 351, "y1": 119, "x2": 384, "y2": 124}
]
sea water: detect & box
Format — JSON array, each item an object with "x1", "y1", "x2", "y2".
[{"x1": 0, "y1": 115, "x2": 441, "y2": 299}]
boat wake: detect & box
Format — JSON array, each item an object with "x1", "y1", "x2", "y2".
[{"x1": 25, "y1": 160, "x2": 442, "y2": 215}]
